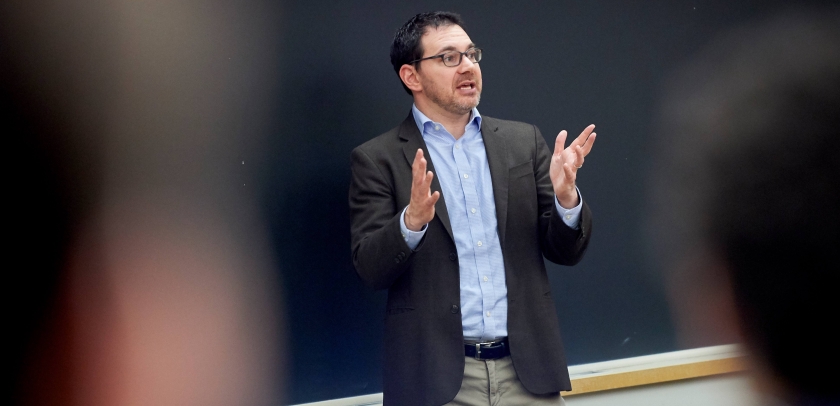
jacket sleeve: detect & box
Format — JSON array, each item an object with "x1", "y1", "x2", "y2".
[
  {"x1": 349, "y1": 146, "x2": 418, "y2": 290},
  {"x1": 532, "y1": 125, "x2": 593, "y2": 265}
]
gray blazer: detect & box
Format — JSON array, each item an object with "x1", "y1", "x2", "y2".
[{"x1": 349, "y1": 113, "x2": 592, "y2": 406}]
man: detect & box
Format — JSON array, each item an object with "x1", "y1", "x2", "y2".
[
  {"x1": 650, "y1": 8, "x2": 839, "y2": 406},
  {"x1": 349, "y1": 12, "x2": 596, "y2": 406}
]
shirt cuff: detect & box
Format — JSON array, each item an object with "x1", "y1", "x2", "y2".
[
  {"x1": 400, "y1": 206, "x2": 427, "y2": 250},
  {"x1": 555, "y1": 187, "x2": 583, "y2": 230}
]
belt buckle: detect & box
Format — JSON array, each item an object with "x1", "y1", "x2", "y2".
[{"x1": 474, "y1": 340, "x2": 494, "y2": 360}]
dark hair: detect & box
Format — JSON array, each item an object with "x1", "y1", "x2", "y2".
[
  {"x1": 650, "y1": 8, "x2": 840, "y2": 402},
  {"x1": 390, "y1": 11, "x2": 465, "y2": 95}
]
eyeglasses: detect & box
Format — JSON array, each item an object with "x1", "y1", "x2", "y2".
[{"x1": 410, "y1": 47, "x2": 483, "y2": 67}]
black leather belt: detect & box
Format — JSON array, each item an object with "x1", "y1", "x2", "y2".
[{"x1": 464, "y1": 338, "x2": 509, "y2": 360}]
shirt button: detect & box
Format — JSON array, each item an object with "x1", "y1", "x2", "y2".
[
  {"x1": 565, "y1": 214, "x2": 571, "y2": 220},
  {"x1": 455, "y1": 144, "x2": 461, "y2": 149},
  {"x1": 434, "y1": 125, "x2": 440, "y2": 131},
  {"x1": 486, "y1": 311, "x2": 491, "y2": 317},
  {"x1": 471, "y1": 208, "x2": 476, "y2": 214},
  {"x1": 477, "y1": 241, "x2": 483, "y2": 247},
  {"x1": 483, "y1": 276, "x2": 488, "y2": 282},
  {"x1": 463, "y1": 174, "x2": 469, "y2": 179}
]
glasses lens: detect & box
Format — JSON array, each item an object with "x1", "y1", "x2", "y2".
[
  {"x1": 441, "y1": 51, "x2": 460, "y2": 67},
  {"x1": 469, "y1": 48, "x2": 482, "y2": 63}
]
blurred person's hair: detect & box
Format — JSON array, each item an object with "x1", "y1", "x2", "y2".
[
  {"x1": 390, "y1": 11, "x2": 465, "y2": 95},
  {"x1": 650, "y1": 7, "x2": 839, "y2": 404}
]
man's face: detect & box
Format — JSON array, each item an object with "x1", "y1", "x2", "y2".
[{"x1": 415, "y1": 24, "x2": 482, "y2": 116}]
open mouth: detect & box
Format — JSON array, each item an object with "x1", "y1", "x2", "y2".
[{"x1": 457, "y1": 81, "x2": 476, "y2": 90}]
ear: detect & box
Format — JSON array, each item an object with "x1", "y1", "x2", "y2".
[{"x1": 399, "y1": 64, "x2": 423, "y2": 94}]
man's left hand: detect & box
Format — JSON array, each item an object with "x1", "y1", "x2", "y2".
[{"x1": 550, "y1": 124, "x2": 597, "y2": 209}]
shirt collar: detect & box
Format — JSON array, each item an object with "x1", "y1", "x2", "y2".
[{"x1": 411, "y1": 104, "x2": 482, "y2": 137}]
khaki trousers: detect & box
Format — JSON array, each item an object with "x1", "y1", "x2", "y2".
[{"x1": 443, "y1": 356, "x2": 566, "y2": 406}]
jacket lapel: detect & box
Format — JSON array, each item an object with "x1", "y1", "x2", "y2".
[
  {"x1": 399, "y1": 114, "x2": 454, "y2": 242},
  {"x1": 480, "y1": 117, "x2": 509, "y2": 248}
]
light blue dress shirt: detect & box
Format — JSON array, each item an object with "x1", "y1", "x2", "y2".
[{"x1": 400, "y1": 105, "x2": 582, "y2": 341}]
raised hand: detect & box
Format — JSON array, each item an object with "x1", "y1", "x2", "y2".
[
  {"x1": 549, "y1": 124, "x2": 597, "y2": 209},
  {"x1": 405, "y1": 149, "x2": 441, "y2": 231}
]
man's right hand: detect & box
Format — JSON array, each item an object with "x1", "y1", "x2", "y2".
[{"x1": 405, "y1": 149, "x2": 440, "y2": 231}]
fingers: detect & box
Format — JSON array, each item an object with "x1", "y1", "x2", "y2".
[
  {"x1": 581, "y1": 132, "x2": 597, "y2": 156},
  {"x1": 554, "y1": 130, "x2": 568, "y2": 157},
  {"x1": 571, "y1": 124, "x2": 595, "y2": 148},
  {"x1": 411, "y1": 148, "x2": 436, "y2": 201},
  {"x1": 558, "y1": 125, "x2": 596, "y2": 151},
  {"x1": 407, "y1": 149, "x2": 438, "y2": 230},
  {"x1": 574, "y1": 145, "x2": 584, "y2": 168},
  {"x1": 429, "y1": 190, "x2": 441, "y2": 205},
  {"x1": 558, "y1": 125, "x2": 597, "y2": 159},
  {"x1": 412, "y1": 148, "x2": 426, "y2": 184},
  {"x1": 421, "y1": 169, "x2": 435, "y2": 198}
]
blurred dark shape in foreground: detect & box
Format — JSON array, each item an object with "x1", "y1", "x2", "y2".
[
  {"x1": 2, "y1": 1, "x2": 285, "y2": 405},
  {"x1": 649, "y1": 6, "x2": 840, "y2": 406}
]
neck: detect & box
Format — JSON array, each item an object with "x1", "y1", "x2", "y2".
[{"x1": 414, "y1": 98, "x2": 471, "y2": 139}]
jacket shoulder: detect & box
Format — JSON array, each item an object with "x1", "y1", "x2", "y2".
[
  {"x1": 352, "y1": 119, "x2": 410, "y2": 158},
  {"x1": 482, "y1": 115, "x2": 540, "y2": 136}
]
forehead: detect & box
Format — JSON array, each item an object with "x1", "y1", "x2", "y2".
[{"x1": 420, "y1": 24, "x2": 473, "y2": 54}]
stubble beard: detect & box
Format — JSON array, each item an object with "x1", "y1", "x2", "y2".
[{"x1": 424, "y1": 78, "x2": 481, "y2": 116}]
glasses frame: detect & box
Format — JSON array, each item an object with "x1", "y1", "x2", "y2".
[{"x1": 409, "y1": 47, "x2": 482, "y2": 67}]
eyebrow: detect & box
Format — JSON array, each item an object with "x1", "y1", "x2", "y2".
[{"x1": 433, "y1": 43, "x2": 476, "y2": 55}]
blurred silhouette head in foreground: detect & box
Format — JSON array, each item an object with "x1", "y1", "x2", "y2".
[
  {"x1": 3, "y1": 0, "x2": 284, "y2": 405},
  {"x1": 650, "y1": 7, "x2": 839, "y2": 406}
]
